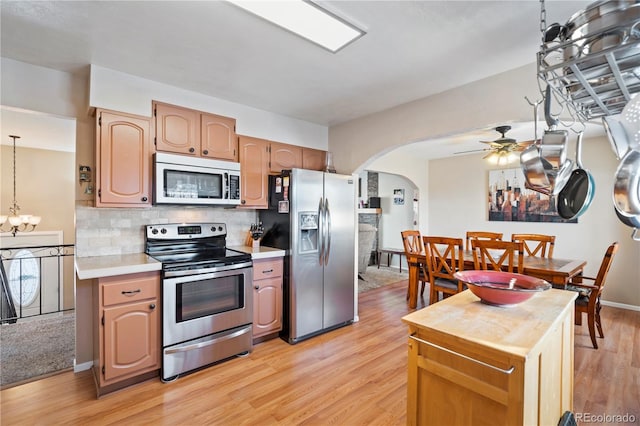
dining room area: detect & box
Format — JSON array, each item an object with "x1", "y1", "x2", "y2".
[{"x1": 397, "y1": 226, "x2": 633, "y2": 424}]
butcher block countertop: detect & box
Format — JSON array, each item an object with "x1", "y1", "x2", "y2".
[
  {"x1": 402, "y1": 288, "x2": 578, "y2": 425},
  {"x1": 402, "y1": 288, "x2": 577, "y2": 358}
]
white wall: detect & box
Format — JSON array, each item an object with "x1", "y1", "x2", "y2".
[
  {"x1": 377, "y1": 174, "x2": 416, "y2": 250},
  {"x1": 89, "y1": 65, "x2": 328, "y2": 150}
]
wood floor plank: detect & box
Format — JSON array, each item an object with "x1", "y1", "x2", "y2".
[{"x1": 1, "y1": 279, "x2": 638, "y2": 426}]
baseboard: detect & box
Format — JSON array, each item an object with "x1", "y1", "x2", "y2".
[
  {"x1": 74, "y1": 360, "x2": 93, "y2": 373},
  {"x1": 601, "y1": 300, "x2": 640, "y2": 312}
]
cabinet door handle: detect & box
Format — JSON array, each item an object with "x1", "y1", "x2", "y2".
[
  {"x1": 409, "y1": 334, "x2": 515, "y2": 375},
  {"x1": 254, "y1": 285, "x2": 259, "y2": 290},
  {"x1": 141, "y1": 196, "x2": 148, "y2": 202},
  {"x1": 263, "y1": 269, "x2": 274, "y2": 273},
  {"x1": 189, "y1": 147, "x2": 195, "y2": 153},
  {"x1": 121, "y1": 289, "x2": 141, "y2": 296},
  {"x1": 149, "y1": 303, "x2": 156, "y2": 310},
  {"x1": 203, "y1": 150, "x2": 209, "y2": 155}
]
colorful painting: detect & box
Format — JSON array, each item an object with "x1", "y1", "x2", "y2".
[{"x1": 488, "y1": 168, "x2": 577, "y2": 223}]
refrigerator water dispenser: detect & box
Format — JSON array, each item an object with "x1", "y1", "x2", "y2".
[{"x1": 299, "y1": 212, "x2": 318, "y2": 253}]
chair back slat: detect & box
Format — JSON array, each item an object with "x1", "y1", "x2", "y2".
[
  {"x1": 424, "y1": 236, "x2": 464, "y2": 281},
  {"x1": 465, "y1": 231, "x2": 503, "y2": 251},
  {"x1": 592, "y1": 242, "x2": 619, "y2": 292},
  {"x1": 472, "y1": 239, "x2": 524, "y2": 273},
  {"x1": 401, "y1": 230, "x2": 424, "y2": 256},
  {"x1": 423, "y1": 236, "x2": 465, "y2": 304},
  {"x1": 511, "y1": 233, "x2": 555, "y2": 258}
]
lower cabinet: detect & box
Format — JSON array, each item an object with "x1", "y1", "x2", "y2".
[
  {"x1": 402, "y1": 289, "x2": 576, "y2": 425},
  {"x1": 252, "y1": 258, "x2": 283, "y2": 341},
  {"x1": 93, "y1": 271, "x2": 160, "y2": 396}
]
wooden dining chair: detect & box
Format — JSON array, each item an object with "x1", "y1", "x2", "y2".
[
  {"x1": 566, "y1": 242, "x2": 619, "y2": 349},
  {"x1": 511, "y1": 233, "x2": 555, "y2": 258},
  {"x1": 465, "y1": 231, "x2": 503, "y2": 251},
  {"x1": 471, "y1": 239, "x2": 524, "y2": 273},
  {"x1": 423, "y1": 236, "x2": 465, "y2": 305},
  {"x1": 401, "y1": 230, "x2": 428, "y2": 299}
]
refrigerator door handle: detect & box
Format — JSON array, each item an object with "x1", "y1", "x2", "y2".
[
  {"x1": 318, "y1": 196, "x2": 325, "y2": 265},
  {"x1": 324, "y1": 198, "x2": 331, "y2": 266}
]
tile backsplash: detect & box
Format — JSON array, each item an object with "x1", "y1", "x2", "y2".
[{"x1": 76, "y1": 204, "x2": 257, "y2": 258}]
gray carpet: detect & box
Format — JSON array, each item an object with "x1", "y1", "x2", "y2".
[
  {"x1": 358, "y1": 265, "x2": 408, "y2": 293},
  {"x1": 0, "y1": 311, "x2": 75, "y2": 387}
]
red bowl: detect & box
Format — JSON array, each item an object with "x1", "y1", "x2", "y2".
[{"x1": 453, "y1": 270, "x2": 551, "y2": 307}]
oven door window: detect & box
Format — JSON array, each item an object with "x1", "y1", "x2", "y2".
[
  {"x1": 164, "y1": 169, "x2": 222, "y2": 200},
  {"x1": 176, "y1": 275, "x2": 244, "y2": 322}
]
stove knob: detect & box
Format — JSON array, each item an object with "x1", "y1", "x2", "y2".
[
  {"x1": 210, "y1": 226, "x2": 216, "y2": 232},
  {"x1": 151, "y1": 228, "x2": 159, "y2": 235},
  {"x1": 218, "y1": 226, "x2": 223, "y2": 232},
  {"x1": 160, "y1": 228, "x2": 167, "y2": 234}
]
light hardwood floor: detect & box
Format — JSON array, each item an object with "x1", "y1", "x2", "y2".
[{"x1": 1, "y1": 280, "x2": 638, "y2": 425}]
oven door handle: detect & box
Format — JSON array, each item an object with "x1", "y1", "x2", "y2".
[
  {"x1": 164, "y1": 326, "x2": 251, "y2": 355},
  {"x1": 163, "y1": 261, "x2": 253, "y2": 278}
]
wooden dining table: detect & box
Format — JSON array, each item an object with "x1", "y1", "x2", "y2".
[{"x1": 405, "y1": 250, "x2": 587, "y2": 309}]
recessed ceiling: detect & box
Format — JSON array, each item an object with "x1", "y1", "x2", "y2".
[{"x1": 0, "y1": 0, "x2": 592, "y2": 128}]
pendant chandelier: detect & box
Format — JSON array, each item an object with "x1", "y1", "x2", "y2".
[{"x1": 0, "y1": 135, "x2": 41, "y2": 236}]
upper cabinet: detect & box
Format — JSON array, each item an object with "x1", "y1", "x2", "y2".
[
  {"x1": 154, "y1": 101, "x2": 238, "y2": 161},
  {"x1": 96, "y1": 109, "x2": 152, "y2": 207},
  {"x1": 154, "y1": 102, "x2": 199, "y2": 155},
  {"x1": 270, "y1": 142, "x2": 302, "y2": 173},
  {"x1": 201, "y1": 113, "x2": 238, "y2": 161},
  {"x1": 239, "y1": 135, "x2": 270, "y2": 208},
  {"x1": 302, "y1": 148, "x2": 326, "y2": 171}
]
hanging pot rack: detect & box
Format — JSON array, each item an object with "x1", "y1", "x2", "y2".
[{"x1": 537, "y1": 0, "x2": 640, "y2": 124}]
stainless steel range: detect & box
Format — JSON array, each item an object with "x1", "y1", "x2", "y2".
[{"x1": 145, "y1": 223, "x2": 253, "y2": 381}]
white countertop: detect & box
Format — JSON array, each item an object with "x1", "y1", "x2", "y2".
[
  {"x1": 75, "y1": 253, "x2": 162, "y2": 280},
  {"x1": 229, "y1": 245, "x2": 286, "y2": 260},
  {"x1": 76, "y1": 246, "x2": 285, "y2": 280}
]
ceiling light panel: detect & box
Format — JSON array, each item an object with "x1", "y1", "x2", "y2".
[{"x1": 228, "y1": 0, "x2": 365, "y2": 53}]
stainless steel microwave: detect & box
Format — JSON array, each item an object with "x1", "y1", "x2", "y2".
[{"x1": 154, "y1": 153, "x2": 241, "y2": 205}]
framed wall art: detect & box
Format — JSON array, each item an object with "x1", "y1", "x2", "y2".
[
  {"x1": 393, "y1": 189, "x2": 405, "y2": 205},
  {"x1": 488, "y1": 168, "x2": 577, "y2": 223}
]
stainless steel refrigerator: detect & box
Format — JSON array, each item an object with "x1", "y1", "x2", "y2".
[{"x1": 259, "y1": 168, "x2": 356, "y2": 344}]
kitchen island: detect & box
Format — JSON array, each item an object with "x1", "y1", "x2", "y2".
[{"x1": 402, "y1": 289, "x2": 577, "y2": 426}]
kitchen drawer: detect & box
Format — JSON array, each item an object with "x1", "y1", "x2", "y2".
[
  {"x1": 101, "y1": 272, "x2": 159, "y2": 306},
  {"x1": 253, "y1": 259, "x2": 283, "y2": 280}
]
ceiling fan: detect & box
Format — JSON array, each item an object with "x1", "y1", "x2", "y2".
[{"x1": 454, "y1": 125, "x2": 534, "y2": 164}]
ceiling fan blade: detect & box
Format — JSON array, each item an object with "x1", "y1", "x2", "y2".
[{"x1": 453, "y1": 148, "x2": 489, "y2": 155}]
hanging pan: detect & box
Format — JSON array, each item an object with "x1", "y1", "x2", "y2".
[
  {"x1": 613, "y1": 149, "x2": 640, "y2": 216},
  {"x1": 556, "y1": 132, "x2": 596, "y2": 220},
  {"x1": 614, "y1": 208, "x2": 640, "y2": 241}
]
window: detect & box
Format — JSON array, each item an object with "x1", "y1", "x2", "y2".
[{"x1": 8, "y1": 249, "x2": 39, "y2": 307}]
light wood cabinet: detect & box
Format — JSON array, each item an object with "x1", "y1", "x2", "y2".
[
  {"x1": 252, "y1": 258, "x2": 283, "y2": 340},
  {"x1": 93, "y1": 271, "x2": 160, "y2": 397},
  {"x1": 270, "y1": 141, "x2": 302, "y2": 173},
  {"x1": 402, "y1": 289, "x2": 577, "y2": 426},
  {"x1": 96, "y1": 109, "x2": 152, "y2": 207},
  {"x1": 302, "y1": 147, "x2": 326, "y2": 171},
  {"x1": 238, "y1": 135, "x2": 270, "y2": 208},
  {"x1": 201, "y1": 112, "x2": 238, "y2": 161},
  {"x1": 154, "y1": 101, "x2": 199, "y2": 155},
  {"x1": 154, "y1": 101, "x2": 238, "y2": 160}
]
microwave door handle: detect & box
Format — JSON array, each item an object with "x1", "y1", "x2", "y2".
[
  {"x1": 224, "y1": 172, "x2": 229, "y2": 200},
  {"x1": 324, "y1": 198, "x2": 331, "y2": 266}
]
